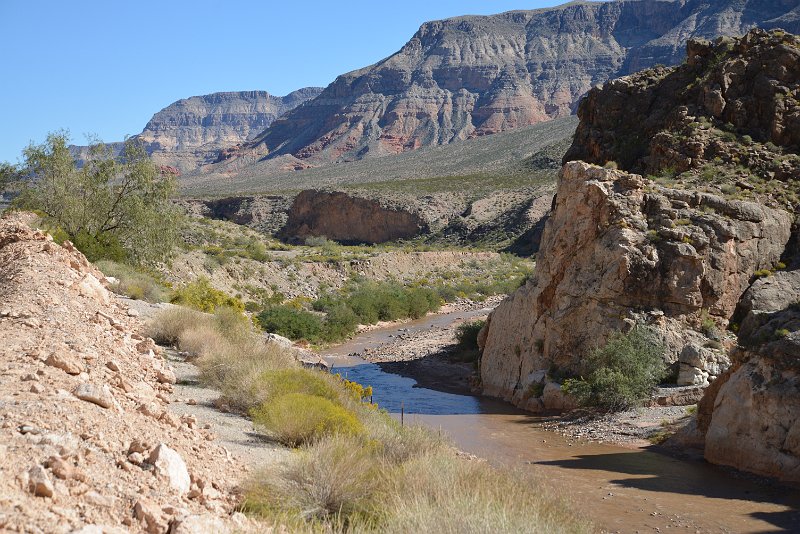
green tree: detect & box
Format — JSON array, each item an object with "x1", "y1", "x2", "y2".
[
  {"x1": 13, "y1": 131, "x2": 181, "y2": 265},
  {"x1": 562, "y1": 326, "x2": 667, "y2": 411}
]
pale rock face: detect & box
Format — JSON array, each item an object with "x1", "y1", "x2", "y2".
[
  {"x1": 480, "y1": 162, "x2": 791, "y2": 410},
  {"x1": 148, "y1": 443, "x2": 191, "y2": 495},
  {"x1": 700, "y1": 269, "x2": 800, "y2": 481}
]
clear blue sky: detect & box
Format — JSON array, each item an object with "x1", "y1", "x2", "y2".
[{"x1": 0, "y1": 0, "x2": 562, "y2": 163}]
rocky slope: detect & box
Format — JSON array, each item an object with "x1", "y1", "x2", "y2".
[
  {"x1": 479, "y1": 161, "x2": 792, "y2": 411},
  {"x1": 72, "y1": 88, "x2": 322, "y2": 173},
  {"x1": 565, "y1": 29, "x2": 800, "y2": 202},
  {"x1": 208, "y1": 0, "x2": 799, "y2": 173},
  {"x1": 0, "y1": 213, "x2": 254, "y2": 532}
]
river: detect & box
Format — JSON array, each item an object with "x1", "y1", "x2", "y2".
[{"x1": 323, "y1": 309, "x2": 800, "y2": 533}]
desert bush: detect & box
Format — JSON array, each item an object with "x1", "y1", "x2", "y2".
[
  {"x1": 376, "y1": 452, "x2": 590, "y2": 534},
  {"x1": 321, "y1": 304, "x2": 360, "y2": 342},
  {"x1": 455, "y1": 320, "x2": 485, "y2": 351},
  {"x1": 244, "y1": 434, "x2": 381, "y2": 521},
  {"x1": 170, "y1": 277, "x2": 245, "y2": 313},
  {"x1": 10, "y1": 132, "x2": 181, "y2": 265},
  {"x1": 257, "y1": 306, "x2": 324, "y2": 342},
  {"x1": 250, "y1": 393, "x2": 364, "y2": 446},
  {"x1": 146, "y1": 307, "x2": 209, "y2": 346},
  {"x1": 562, "y1": 326, "x2": 667, "y2": 411},
  {"x1": 245, "y1": 431, "x2": 590, "y2": 533},
  {"x1": 95, "y1": 260, "x2": 169, "y2": 303},
  {"x1": 253, "y1": 368, "x2": 342, "y2": 406}
]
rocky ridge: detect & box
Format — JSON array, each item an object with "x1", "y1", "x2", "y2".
[
  {"x1": 479, "y1": 161, "x2": 792, "y2": 410},
  {"x1": 0, "y1": 213, "x2": 256, "y2": 532},
  {"x1": 209, "y1": 0, "x2": 800, "y2": 173},
  {"x1": 565, "y1": 29, "x2": 800, "y2": 204}
]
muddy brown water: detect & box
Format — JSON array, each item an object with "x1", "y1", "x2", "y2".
[{"x1": 323, "y1": 310, "x2": 800, "y2": 533}]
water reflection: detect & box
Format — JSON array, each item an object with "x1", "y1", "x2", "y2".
[{"x1": 329, "y1": 359, "x2": 484, "y2": 415}]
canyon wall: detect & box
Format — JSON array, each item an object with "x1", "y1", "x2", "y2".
[{"x1": 479, "y1": 161, "x2": 791, "y2": 409}]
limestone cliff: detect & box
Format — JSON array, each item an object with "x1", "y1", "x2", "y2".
[
  {"x1": 216, "y1": 0, "x2": 799, "y2": 170},
  {"x1": 479, "y1": 162, "x2": 792, "y2": 410}
]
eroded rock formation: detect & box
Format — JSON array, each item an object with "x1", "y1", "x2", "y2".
[
  {"x1": 700, "y1": 270, "x2": 800, "y2": 481},
  {"x1": 278, "y1": 190, "x2": 429, "y2": 245},
  {"x1": 479, "y1": 162, "x2": 792, "y2": 410},
  {"x1": 565, "y1": 29, "x2": 800, "y2": 185}
]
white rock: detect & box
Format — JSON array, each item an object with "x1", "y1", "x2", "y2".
[
  {"x1": 77, "y1": 273, "x2": 110, "y2": 305},
  {"x1": 169, "y1": 514, "x2": 229, "y2": 534},
  {"x1": 148, "y1": 443, "x2": 190, "y2": 494},
  {"x1": 74, "y1": 383, "x2": 115, "y2": 409}
]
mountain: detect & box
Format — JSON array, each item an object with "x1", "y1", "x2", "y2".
[
  {"x1": 72, "y1": 88, "x2": 322, "y2": 172},
  {"x1": 211, "y1": 0, "x2": 800, "y2": 172}
]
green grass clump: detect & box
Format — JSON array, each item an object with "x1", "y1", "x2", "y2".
[
  {"x1": 170, "y1": 276, "x2": 245, "y2": 313},
  {"x1": 251, "y1": 393, "x2": 364, "y2": 447},
  {"x1": 95, "y1": 260, "x2": 169, "y2": 303},
  {"x1": 563, "y1": 326, "x2": 667, "y2": 411}
]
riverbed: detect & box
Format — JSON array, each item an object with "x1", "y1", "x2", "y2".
[{"x1": 323, "y1": 310, "x2": 800, "y2": 533}]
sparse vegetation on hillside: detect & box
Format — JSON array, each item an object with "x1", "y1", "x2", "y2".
[
  {"x1": 8, "y1": 132, "x2": 182, "y2": 265},
  {"x1": 563, "y1": 326, "x2": 667, "y2": 411},
  {"x1": 95, "y1": 260, "x2": 170, "y2": 303}
]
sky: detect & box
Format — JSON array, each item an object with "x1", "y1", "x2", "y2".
[{"x1": 0, "y1": 0, "x2": 562, "y2": 163}]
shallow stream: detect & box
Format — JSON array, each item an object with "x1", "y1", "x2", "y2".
[{"x1": 323, "y1": 310, "x2": 800, "y2": 533}]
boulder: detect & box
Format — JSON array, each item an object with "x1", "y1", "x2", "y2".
[
  {"x1": 148, "y1": 443, "x2": 191, "y2": 495},
  {"x1": 73, "y1": 383, "x2": 115, "y2": 409}
]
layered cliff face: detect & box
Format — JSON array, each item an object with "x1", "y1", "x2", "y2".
[
  {"x1": 72, "y1": 88, "x2": 322, "y2": 172},
  {"x1": 565, "y1": 29, "x2": 800, "y2": 196},
  {"x1": 479, "y1": 162, "x2": 792, "y2": 410},
  {"x1": 215, "y1": 0, "x2": 799, "y2": 170}
]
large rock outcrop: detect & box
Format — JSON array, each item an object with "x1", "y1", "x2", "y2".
[
  {"x1": 700, "y1": 270, "x2": 800, "y2": 481},
  {"x1": 480, "y1": 162, "x2": 792, "y2": 410},
  {"x1": 72, "y1": 88, "x2": 322, "y2": 172},
  {"x1": 278, "y1": 190, "x2": 429, "y2": 245},
  {"x1": 565, "y1": 29, "x2": 800, "y2": 190},
  {"x1": 215, "y1": 0, "x2": 799, "y2": 170}
]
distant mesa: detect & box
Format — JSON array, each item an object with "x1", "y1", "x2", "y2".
[{"x1": 70, "y1": 88, "x2": 322, "y2": 173}]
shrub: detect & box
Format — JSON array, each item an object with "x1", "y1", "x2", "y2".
[
  {"x1": 455, "y1": 320, "x2": 485, "y2": 351},
  {"x1": 11, "y1": 132, "x2": 181, "y2": 265},
  {"x1": 96, "y1": 260, "x2": 169, "y2": 303},
  {"x1": 244, "y1": 434, "x2": 381, "y2": 521},
  {"x1": 321, "y1": 304, "x2": 359, "y2": 342},
  {"x1": 170, "y1": 277, "x2": 245, "y2": 313},
  {"x1": 250, "y1": 393, "x2": 364, "y2": 446},
  {"x1": 146, "y1": 307, "x2": 208, "y2": 346},
  {"x1": 563, "y1": 326, "x2": 667, "y2": 411},
  {"x1": 253, "y1": 369, "x2": 342, "y2": 406},
  {"x1": 257, "y1": 305, "x2": 324, "y2": 342}
]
